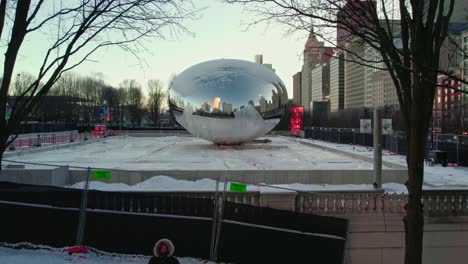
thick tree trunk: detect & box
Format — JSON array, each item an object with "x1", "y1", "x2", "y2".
[{"x1": 404, "y1": 103, "x2": 429, "y2": 264}]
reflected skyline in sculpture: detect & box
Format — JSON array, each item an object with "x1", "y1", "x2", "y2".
[{"x1": 169, "y1": 59, "x2": 288, "y2": 144}]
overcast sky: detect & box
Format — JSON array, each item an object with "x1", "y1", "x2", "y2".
[{"x1": 9, "y1": 0, "x2": 308, "y2": 98}]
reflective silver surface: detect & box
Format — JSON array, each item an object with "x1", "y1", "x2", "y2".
[{"x1": 169, "y1": 59, "x2": 288, "y2": 144}]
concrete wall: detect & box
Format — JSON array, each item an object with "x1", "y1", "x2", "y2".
[
  {"x1": 67, "y1": 169, "x2": 407, "y2": 185},
  {"x1": 345, "y1": 214, "x2": 468, "y2": 264},
  {"x1": 0, "y1": 166, "x2": 70, "y2": 187}
]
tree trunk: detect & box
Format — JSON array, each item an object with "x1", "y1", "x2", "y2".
[
  {"x1": 0, "y1": 131, "x2": 7, "y2": 171},
  {"x1": 404, "y1": 103, "x2": 428, "y2": 264}
]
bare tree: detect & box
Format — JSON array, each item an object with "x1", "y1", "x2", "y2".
[
  {"x1": 0, "y1": 0, "x2": 198, "y2": 167},
  {"x1": 147, "y1": 79, "x2": 165, "y2": 127},
  {"x1": 120, "y1": 79, "x2": 144, "y2": 127},
  {"x1": 227, "y1": 0, "x2": 467, "y2": 263},
  {"x1": 9, "y1": 72, "x2": 36, "y2": 96}
]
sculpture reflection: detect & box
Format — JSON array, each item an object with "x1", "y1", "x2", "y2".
[{"x1": 169, "y1": 59, "x2": 288, "y2": 144}]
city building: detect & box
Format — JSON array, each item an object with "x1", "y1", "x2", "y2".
[
  {"x1": 222, "y1": 102, "x2": 233, "y2": 113},
  {"x1": 433, "y1": 72, "x2": 464, "y2": 133},
  {"x1": 292, "y1": 72, "x2": 302, "y2": 106},
  {"x1": 344, "y1": 37, "x2": 366, "y2": 109},
  {"x1": 329, "y1": 53, "x2": 345, "y2": 112},
  {"x1": 311, "y1": 63, "x2": 330, "y2": 104},
  {"x1": 300, "y1": 29, "x2": 334, "y2": 115},
  {"x1": 254, "y1": 54, "x2": 263, "y2": 64},
  {"x1": 263, "y1": 63, "x2": 276, "y2": 73},
  {"x1": 254, "y1": 54, "x2": 275, "y2": 72},
  {"x1": 213, "y1": 97, "x2": 221, "y2": 110},
  {"x1": 462, "y1": 30, "x2": 468, "y2": 131},
  {"x1": 371, "y1": 70, "x2": 399, "y2": 107},
  {"x1": 336, "y1": 1, "x2": 376, "y2": 50}
]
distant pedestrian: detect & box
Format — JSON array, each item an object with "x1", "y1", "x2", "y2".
[{"x1": 148, "y1": 239, "x2": 179, "y2": 264}]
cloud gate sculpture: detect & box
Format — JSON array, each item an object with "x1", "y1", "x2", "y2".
[{"x1": 168, "y1": 59, "x2": 288, "y2": 144}]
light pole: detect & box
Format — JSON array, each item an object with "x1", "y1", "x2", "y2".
[{"x1": 119, "y1": 103, "x2": 122, "y2": 131}]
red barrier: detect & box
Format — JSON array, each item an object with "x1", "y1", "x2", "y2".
[{"x1": 29, "y1": 138, "x2": 32, "y2": 148}]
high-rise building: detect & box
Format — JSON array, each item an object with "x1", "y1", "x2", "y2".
[
  {"x1": 433, "y1": 72, "x2": 464, "y2": 132},
  {"x1": 329, "y1": 53, "x2": 345, "y2": 112},
  {"x1": 370, "y1": 70, "x2": 399, "y2": 107},
  {"x1": 311, "y1": 63, "x2": 330, "y2": 104},
  {"x1": 300, "y1": 29, "x2": 334, "y2": 114},
  {"x1": 461, "y1": 30, "x2": 468, "y2": 131},
  {"x1": 292, "y1": 72, "x2": 302, "y2": 106},
  {"x1": 222, "y1": 102, "x2": 233, "y2": 113},
  {"x1": 344, "y1": 37, "x2": 366, "y2": 109},
  {"x1": 254, "y1": 54, "x2": 263, "y2": 64},
  {"x1": 254, "y1": 54, "x2": 276, "y2": 72},
  {"x1": 336, "y1": 1, "x2": 376, "y2": 50},
  {"x1": 213, "y1": 97, "x2": 221, "y2": 110}
]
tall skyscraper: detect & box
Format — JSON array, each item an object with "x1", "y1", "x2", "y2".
[
  {"x1": 293, "y1": 72, "x2": 302, "y2": 106},
  {"x1": 336, "y1": 1, "x2": 376, "y2": 50},
  {"x1": 460, "y1": 30, "x2": 468, "y2": 131},
  {"x1": 254, "y1": 54, "x2": 275, "y2": 72},
  {"x1": 254, "y1": 54, "x2": 263, "y2": 64},
  {"x1": 329, "y1": 53, "x2": 345, "y2": 112},
  {"x1": 300, "y1": 29, "x2": 334, "y2": 114},
  {"x1": 213, "y1": 97, "x2": 221, "y2": 110},
  {"x1": 344, "y1": 36, "x2": 365, "y2": 109},
  {"x1": 310, "y1": 64, "x2": 328, "y2": 100}
]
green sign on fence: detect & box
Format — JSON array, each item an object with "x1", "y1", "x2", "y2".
[
  {"x1": 229, "y1": 182, "x2": 247, "y2": 192},
  {"x1": 93, "y1": 170, "x2": 111, "y2": 180}
]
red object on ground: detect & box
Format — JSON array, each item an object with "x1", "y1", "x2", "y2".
[
  {"x1": 290, "y1": 106, "x2": 304, "y2": 134},
  {"x1": 94, "y1": 125, "x2": 106, "y2": 138},
  {"x1": 67, "y1": 246, "x2": 88, "y2": 255}
]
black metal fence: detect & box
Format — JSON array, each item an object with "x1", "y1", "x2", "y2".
[{"x1": 304, "y1": 127, "x2": 468, "y2": 166}]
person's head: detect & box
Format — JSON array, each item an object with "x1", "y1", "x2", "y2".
[{"x1": 153, "y1": 239, "x2": 175, "y2": 257}]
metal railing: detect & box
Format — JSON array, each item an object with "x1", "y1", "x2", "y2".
[{"x1": 304, "y1": 127, "x2": 468, "y2": 166}]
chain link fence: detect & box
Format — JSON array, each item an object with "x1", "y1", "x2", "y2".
[
  {"x1": 1, "y1": 158, "x2": 468, "y2": 262},
  {"x1": 0, "y1": 159, "x2": 352, "y2": 263},
  {"x1": 304, "y1": 127, "x2": 468, "y2": 166}
]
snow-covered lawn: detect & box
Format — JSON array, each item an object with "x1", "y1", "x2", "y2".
[
  {"x1": 4, "y1": 136, "x2": 375, "y2": 170},
  {"x1": 296, "y1": 138, "x2": 468, "y2": 189},
  {"x1": 3, "y1": 135, "x2": 468, "y2": 194},
  {"x1": 0, "y1": 246, "x2": 213, "y2": 264}
]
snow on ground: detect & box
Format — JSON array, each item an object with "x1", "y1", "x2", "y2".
[
  {"x1": 68, "y1": 175, "x2": 410, "y2": 194},
  {"x1": 3, "y1": 135, "x2": 468, "y2": 193},
  {"x1": 296, "y1": 138, "x2": 468, "y2": 189},
  {"x1": 0, "y1": 246, "x2": 213, "y2": 264},
  {"x1": 4, "y1": 136, "x2": 376, "y2": 171}
]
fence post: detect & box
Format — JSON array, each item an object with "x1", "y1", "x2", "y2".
[
  {"x1": 212, "y1": 177, "x2": 228, "y2": 262},
  {"x1": 210, "y1": 177, "x2": 220, "y2": 261},
  {"x1": 75, "y1": 167, "x2": 91, "y2": 246}
]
